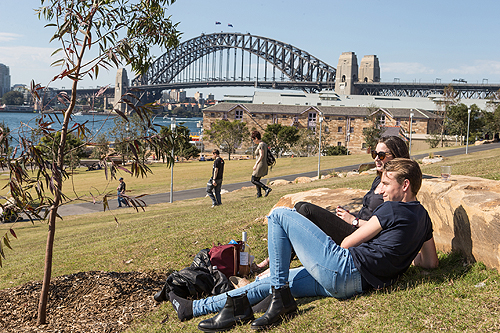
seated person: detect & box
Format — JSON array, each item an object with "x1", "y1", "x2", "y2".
[
  {"x1": 168, "y1": 158, "x2": 439, "y2": 332},
  {"x1": 253, "y1": 135, "x2": 410, "y2": 272},
  {"x1": 296, "y1": 135, "x2": 410, "y2": 244}
]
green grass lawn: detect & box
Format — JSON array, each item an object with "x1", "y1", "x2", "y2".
[{"x1": 1, "y1": 146, "x2": 500, "y2": 332}]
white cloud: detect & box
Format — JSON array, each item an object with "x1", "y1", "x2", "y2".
[
  {"x1": 445, "y1": 60, "x2": 500, "y2": 76},
  {"x1": 382, "y1": 62, "x2": 435, "y2": 75},
  {"x1": 0, "y1": 32, "x2": 22, "y2": 42},
  {"x1": 0, "y1": 45, "x2": 58, "y2": 84}
]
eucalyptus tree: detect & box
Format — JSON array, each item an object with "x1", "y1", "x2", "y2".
[
  {"x1": 0, "y1": 0, "x2": 181, "y2": 325},
  {"x1": 263, "y1": 123, "x2": 300, "y2": 157},
  {"x1": 205, "y1": 119, "x2": 249, "y2": 160}
]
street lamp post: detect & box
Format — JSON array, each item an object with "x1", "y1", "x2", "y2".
[
  {"x1": 346, "y1": 132, "x2": 350, "y2": 155},
  {"x1": 466, "y1": 107, "x2": 471, "y2": 154},
  {"x1": 317, "y1": 111, "x2": 323, "y2": 179},
  {"x1": 409, "y1": 111, "x2": 414, "y2": 156},
  {"x1": 170, "y1": 117, "x2": 176, "y2": 203}
]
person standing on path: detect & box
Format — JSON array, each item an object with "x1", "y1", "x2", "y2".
[
  {"x1": 117, "y1": 177, "x2": 129, "y2": 207},
  {"x1": 250, "y1": 130, "x2": 272, "y2": 198},
  {"x1": 206, "y1": 149, "x2": 224, "y2": 207}
]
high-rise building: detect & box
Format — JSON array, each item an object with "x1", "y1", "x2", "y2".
[{"x1": 0, "y1": 63, "x2": 11, "y2": 98}]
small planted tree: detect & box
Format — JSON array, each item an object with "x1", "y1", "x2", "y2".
[
  {"x1": 0, "y1": 0, "x2": 181, "y2": 325},
  {"x1": 262, "y1": 123, "x2": 300, "y2": 156},
  {"x1": 362, "y1": 105, "x2": 382, "y2": 151},
  {"x1": 160, "y1": 124, "x2": 200, "y2": 161},
  {"x1": 205, "y1": 119, "x2": 248, "y2": 160}
]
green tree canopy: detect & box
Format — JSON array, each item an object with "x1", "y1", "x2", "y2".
[
  {"x1": 1, "y1": 91, "x2": 24, "y2": 105},
  {"x1": 362, "y1": 105, "x2": 382, "y2": 151},
  {"x1": 205, "y1": 120, "x2": 248, "y2": 160},
  {"x1": 291, "y1": 128, "x2": 318, "y2": 157},
  {"x1": 481, "y1": 104, "x2": 500, "y2": 138},
  {"x1": 446, "y1": 103, "x2": 482, "y2": 143},
  {"x1": 160, "y1": 124, "x2": 200, "y2": 161},
  {"x1": 0, "y1": 122, "x2": 11, "y2": 157},
  {"x1": 263, "y1": 123, "x2": 300, "y2": 157},
  {"x1": 37, "y1": 131, "x2": 86, "y2": 169}
]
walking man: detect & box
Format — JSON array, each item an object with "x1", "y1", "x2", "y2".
[
  {"x1": 206, "y1": 149, "x2": 224, "y2": 207},
  {"x1": 117, "y1": 177, "x2": 129, "y2": 207}
]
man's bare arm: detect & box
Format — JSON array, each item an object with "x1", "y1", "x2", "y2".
[{"x1": 413, "y1": 237, "x2": 439, "y2": 269}]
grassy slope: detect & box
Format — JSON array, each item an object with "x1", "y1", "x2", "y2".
[{"x1": 1, "y1": 146, "x2": 499, "y2": 332}]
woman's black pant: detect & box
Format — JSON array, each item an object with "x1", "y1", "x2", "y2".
[
  {"x1": 294, "y1": 201, "x2": 357, "y2": 245},
  {"x1": 251, "y1": 175, "x2": 268, "y2": 196}
]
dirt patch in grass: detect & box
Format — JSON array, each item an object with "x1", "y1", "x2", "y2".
[{"x1": 0, "y1": 270, "x2": 168, "y2": 332}]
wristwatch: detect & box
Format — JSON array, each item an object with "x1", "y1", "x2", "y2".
[{"x1": 352, "y1": 218, "x2": 359, "y2": 227}]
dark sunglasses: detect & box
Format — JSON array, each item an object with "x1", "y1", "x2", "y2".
[{"x1": 371, "y1": 150, "x2": 392, "y2": 160}]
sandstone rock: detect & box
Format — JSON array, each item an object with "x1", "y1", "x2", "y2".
[
  {"x1": 294, "y1": 177, "x2": 313, "y2": 184},
  {"x1": 269, "y1": 179, "x2": 292, "y2": 186},
  {"x1": 358, "y1": 162, "x2": 375, "y2": 173},
  {"x1": 422, "y1": 156, "x2": 444, "y2": 165},
  {"x1": 418, "y1": 175, "x2": 500, "y2": 271}
]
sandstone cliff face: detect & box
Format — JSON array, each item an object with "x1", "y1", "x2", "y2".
[{"x1": 270, "y1": 175, "x2": 500, "y2": 272}]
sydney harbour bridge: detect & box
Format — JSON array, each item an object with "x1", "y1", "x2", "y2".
[{"x1": 68, "y1": 33, "x2": 500, "y2": 102}]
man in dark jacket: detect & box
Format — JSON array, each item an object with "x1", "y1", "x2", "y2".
[{"x1": 206, "y1": 149, "x2": 224, "y2": 207}]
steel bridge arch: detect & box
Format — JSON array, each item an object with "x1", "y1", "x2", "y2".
[{"x1": 131, "y1": 33, "x2": 336, "y2": 92}]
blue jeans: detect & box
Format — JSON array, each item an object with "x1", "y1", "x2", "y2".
[
  {"x1": 192, "y1": 207, "x2": 364, "y2": 316},
  {"x1": 206, "y1": 179, "x2": 222, "y2": 205},
  {"x1": 117, "y1": 191, "x2": 126, "y2": 207}
]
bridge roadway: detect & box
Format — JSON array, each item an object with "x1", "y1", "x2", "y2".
[{"x1": 52, "y1": 141, "x2": 500, "y2": 217}]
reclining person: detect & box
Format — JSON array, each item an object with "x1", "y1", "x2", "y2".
[
  {"x1": 168, "y1": 158, "x2": 439, "y2": 332},
  {"x1": 295, "y1": 135, "x2": 410, "y2": 244}
]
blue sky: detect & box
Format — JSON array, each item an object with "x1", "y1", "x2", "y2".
[{"x1": 1, "y1": 0, "x2": 499, "y2": 99}]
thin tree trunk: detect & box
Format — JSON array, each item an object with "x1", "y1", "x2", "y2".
[
  {"x1": 36, "y1": 197, "x2": 59, "y2": 324},
  {"x1": 36, "y1": 42, "x2": 82, "y2": 324}
]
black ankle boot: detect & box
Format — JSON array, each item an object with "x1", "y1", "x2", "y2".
[
  {"x1": 198, "y1": 293, "x2": 254, "y2": 332},
  {"x1": 250, "y1": 285, "x2": 297, "y2": 331}
]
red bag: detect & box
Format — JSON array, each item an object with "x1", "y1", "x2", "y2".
[{"x1": 208, "y1": 243, "x2": 241, "y2": 278}]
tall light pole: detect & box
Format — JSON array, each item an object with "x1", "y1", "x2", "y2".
[
  {"x1": 409, "y1": 111, "x2": 414, "y2": 156},
  {"x1": 317, "y1": 111, "x2": 323, "y2": 179},
  {"x1": 466, "y1": 107, "x2": 471, "y2": 154},
  {"x1": 170, "y1": 117, "x2": 176, "y2": 203}
]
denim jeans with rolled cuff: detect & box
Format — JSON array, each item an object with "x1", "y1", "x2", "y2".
[{"x1": 192, "y1": 207, "x2": 364, "y2": 317}]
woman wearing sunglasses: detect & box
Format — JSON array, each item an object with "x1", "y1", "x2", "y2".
[{"x1": 294, "y1": 135, "x2": 410, "y2": 244}]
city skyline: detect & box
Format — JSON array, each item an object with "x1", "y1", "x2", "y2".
[{"x1": 1, "y1": 0, "x2": 499, "y2": 99}]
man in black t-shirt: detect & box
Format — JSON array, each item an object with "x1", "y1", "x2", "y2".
[{"x1": 206, "y1": 149, "x2": 224, "y2": 207}]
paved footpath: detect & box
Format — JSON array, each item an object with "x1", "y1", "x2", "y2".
[{"x1": 53, "y1": 141, "x2": 500, "y2": 217}]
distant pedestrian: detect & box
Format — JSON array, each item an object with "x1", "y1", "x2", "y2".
[
  {"x1": 117, "y1": 177, "x2": 129, "y2": 207},
  {"x1": 250, "y1": 130, "x2": 272, "y2": 197},
  {"x1": 206, "y1": 149, "x2": 224, "y2": 207}
]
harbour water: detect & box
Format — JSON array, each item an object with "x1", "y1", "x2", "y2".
[{"x1": 0, "y1": 112, "x2": 203, "y2": 144}]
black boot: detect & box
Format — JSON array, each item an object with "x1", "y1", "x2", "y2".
[
  {"x1": 250, "y1": 285, "x2": 297, "y2": 331},
  {"x1": 198, "y1": 293, "x2": 254, "y2": 332}
]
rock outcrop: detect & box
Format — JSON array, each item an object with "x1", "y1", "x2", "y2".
[{"x1": 270, "y1": 175, "x2": 500, "y2": 272}]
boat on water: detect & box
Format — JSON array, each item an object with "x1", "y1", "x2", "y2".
[{"x1": 74, "y1": 111, "x2": 83, "y2": 116}]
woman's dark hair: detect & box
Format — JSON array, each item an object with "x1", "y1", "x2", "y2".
[
  {"x1": 379, "y1": 136, "x2": 410, "y2": 159},
  {"x1": 251, "y1": 130, "x2": 261, "y2": 140}
]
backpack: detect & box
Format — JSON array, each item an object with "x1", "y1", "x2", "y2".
[
  {"x1": 266, "y1": 147, "x2": 276, "y2": 168},
  {"x1": 208, "y1": 242, "x2": 241, "y2": 279},
  {"x1": 153, "y1": 248, "x2": 234, "y2": 302}
]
